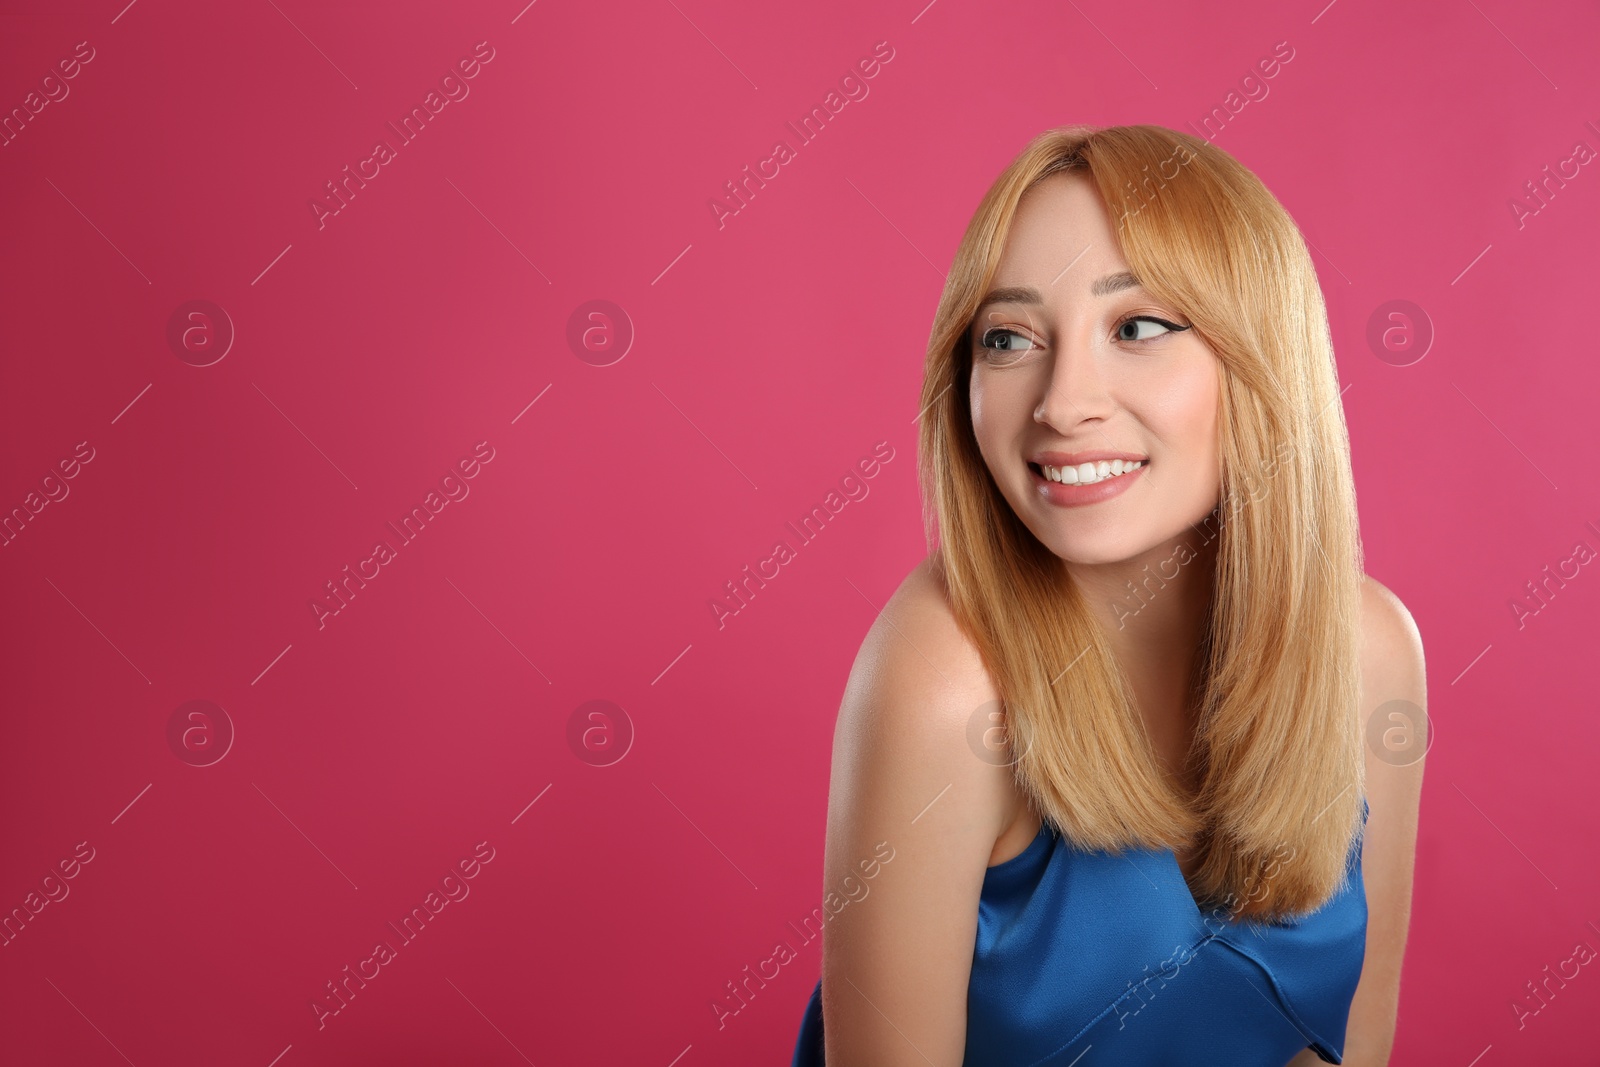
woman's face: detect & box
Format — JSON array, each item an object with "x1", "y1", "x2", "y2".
[{"x1": 968, "y1": 170, "x2": 1223, "y2": 567}]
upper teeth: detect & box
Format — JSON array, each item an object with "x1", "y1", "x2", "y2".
[{"x1": 1041, "y1": 459, "x2": 1144, "y2": 485}]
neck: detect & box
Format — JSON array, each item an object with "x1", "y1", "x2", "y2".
[
  {"x1": 1063, "y1": 520, "x2": 1221, "y2": 784},
  {"x1": 1067, "y1": 524, "x2": 1219, "y2": 652}
]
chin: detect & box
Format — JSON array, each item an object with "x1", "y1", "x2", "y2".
[
  {"x1": 1022, "y1": 518, "x2": 1148, "y2": 566},
  {"x1": 1046, "y1": 538, "x2": 1154, "y2": 567}
]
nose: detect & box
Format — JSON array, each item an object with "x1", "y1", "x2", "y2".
[{"x1": 1033, "y1": 332, "x2": 1113, "y2": 432}]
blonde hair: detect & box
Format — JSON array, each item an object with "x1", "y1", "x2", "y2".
[{"x1": 918, "y1": 124, "x2": 1365, "y2": 921}]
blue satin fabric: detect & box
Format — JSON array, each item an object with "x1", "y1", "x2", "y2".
[{"x1": 792, "y1": 797, "x2": 1368, "y2": 1066}]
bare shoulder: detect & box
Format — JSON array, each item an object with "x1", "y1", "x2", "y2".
[
  {"x1": 818, "y1": 556, "x2": 1018, "y2": 1064},
  {"x1": 1360, "y1": 574, "x2": 1426, "y2": 693},
  {"x1": 1357, "y1": 573, "x2": 1428, "y2": 793},
  {"x1": 852, "y1": 556, "x2": 992, "y2": 689},
  {"x1": 830, "y1": 555, "x2": 1017, "y2": 843}
]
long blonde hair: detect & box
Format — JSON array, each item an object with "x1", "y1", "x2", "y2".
[{"x1": 919, "y1": 124, "x2": 1365, "y2": 921}]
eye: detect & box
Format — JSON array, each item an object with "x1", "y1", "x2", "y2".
[
  {"x1": 978, "y1": 327, "x2": 1038, "y2": 362},
  {"x1": 1116, "y1": 315, "x2": 1191, "y2": 343}
]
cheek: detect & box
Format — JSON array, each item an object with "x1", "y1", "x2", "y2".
[
  {"x1": 968, "y1": 367, "x2": 1003, "y2": 458},
  {"x1": 1141, "y1": 364, "x2": 1220, "y2": 453},
  {"x1": 969, "y1": 366, "x2": 1033, "y2": 441}
]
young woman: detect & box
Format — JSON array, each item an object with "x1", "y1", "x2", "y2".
[{"x1": 790, "y1": 125, "x2": 1426, "y2": 1066}]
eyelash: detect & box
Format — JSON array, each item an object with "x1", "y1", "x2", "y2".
[{"x1": 977, "y1": 315, "x2": 1190, "y2": 362}]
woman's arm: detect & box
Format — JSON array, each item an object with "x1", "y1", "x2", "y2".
[
  {"x1": 819, "y1": 561, "x2": 1020, "y2": 1067},
  {"x1": 1337, "y1": 576, "x2": 1429, "y2": 1066}
]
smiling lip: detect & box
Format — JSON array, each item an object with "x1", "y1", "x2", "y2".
[
  {"x1": 1030, "y1": 450, "x2": 1148, "y2": 467},
  {"x1": 1027, "y1": 455, "x2": 1146, "y2": 508}
]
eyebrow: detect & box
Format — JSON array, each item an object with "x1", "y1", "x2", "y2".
[{"x1": 975, "y1": 271, "x2": 1144, "y2": 311}]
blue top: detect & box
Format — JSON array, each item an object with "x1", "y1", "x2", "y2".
[{"x1": 791, "y1": 796, "x2": 1369, "y2": 1066}]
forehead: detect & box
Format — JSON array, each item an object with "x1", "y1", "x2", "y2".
[{"x1": 992, "y1": 170, "x2": 1127, "y2": 286}]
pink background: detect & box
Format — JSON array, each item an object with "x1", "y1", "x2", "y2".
[{"x1": 3, "y1": 0, "x2": 1598, "y2": 1063}]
